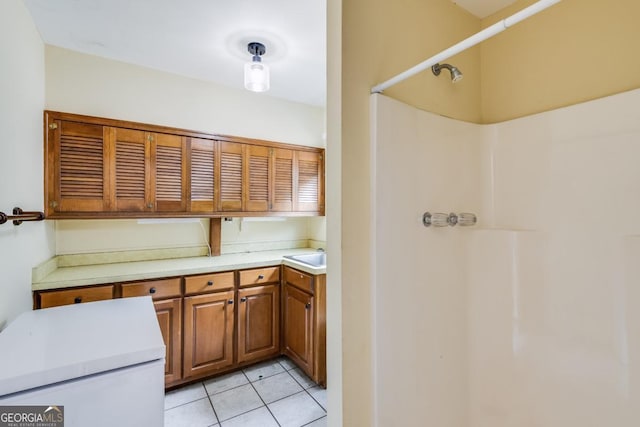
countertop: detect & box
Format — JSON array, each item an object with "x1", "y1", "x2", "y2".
[
  {"x1": 0, "y1": 297, "x2": 164, "y2": 396},
  {"x1": 33, "y1": 248, "x2": 326, "y2": 291}
]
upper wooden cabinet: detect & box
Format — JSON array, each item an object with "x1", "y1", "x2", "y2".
[
  {"x1": 45, "y1": 111, "x2": 324, "y2": 218},
  {"x1": 46, "y1": 120, "x2": 109, "y2": 213},
  {"x1": 188, "y1": 137, "x2": 216, "y2": 213},
  {"x1": 219, "y1": 141, "x2": 244, "y2": 212},
  {"x1": 246, "y1": 145, "x2": 270, "y2": 212},
  {"x1": 295, "y1": 151, "x2": 324, "y2": 212}
]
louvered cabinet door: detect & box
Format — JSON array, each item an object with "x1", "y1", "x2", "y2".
[
  {"x1": 153, "y1": 133, "x2": 187, "y2": 212},
  {"x1": 46, "y1": 120, "x2": 109, "y2": 214},
  {"x1": 189, "y1": 138, "x2": 216, "y2": 213},
  {"x1": 271, "y1": 148, "x2": 294, "y2": 212},
  {"x1": 295, "y1": 151, "x2": 324, "y2": 213},
  {"x1": 218, "y1": 141, "x2": 244, "y2": 211},
  {"x1": 245, "y1": 145, "x2": 270, "y2": 212},
  {"x1": 111, "y1": 127, "x2": 149, "y2": 212}
]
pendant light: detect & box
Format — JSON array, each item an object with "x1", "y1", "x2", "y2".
[{"x1": 244, "y1": 42, "x2": 270, "y2": 92}]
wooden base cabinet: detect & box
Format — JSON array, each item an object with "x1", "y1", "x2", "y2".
[
  {"x1": 283, "y1": 284, "x2": 314, "y2": 375},
  {"x1": 183, "y1": 290, "x2": 235, "y2": 380},
  {"x1": 238, "y1": 284, "x2": 280, "y2": 364},
  {"x1": 120, "y1": 277, "x2": 183, "y2": 387},
  {"x1": 33, "y1": 264, "x2": 326, "y2": 388},
  {"x1": 153, "y1": 298, "x2": 182, "y2": 385},
  {"x1": 282, "y1": 267, "x2": 326, "y2": 387}
]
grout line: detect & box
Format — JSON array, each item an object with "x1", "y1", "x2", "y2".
[
  {"x1": 202, "y1": 382, "x2": 222, "y2": 426},
  {"x1": 277, "y1": 356, "x2": 297, "y2": 371},
  {"x1": 300, "y1": 415, "x2": 327, "y2": 427},
  {"x1": 304, "y1": 387, "x2": 327, "y2": 412},
  {"x1": 206, "y1": 381, "x2": 250, "y2": 397},
  {"x1": 164, "y1": 395, "x2": 210, "y2": 412},
  {"x1": 288, "y1": 368, "x2": 315, "y2": 390},
  {"x1": 242, "y1": 370, "x2": 282, "y2": 427}
]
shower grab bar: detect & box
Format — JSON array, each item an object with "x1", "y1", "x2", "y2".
[
  {"x1": 371, "y1": 0, "x2": 562, "y2": 94},
  {"x1": 0, "y1": 207, "x2": 45, "y2": 226}
]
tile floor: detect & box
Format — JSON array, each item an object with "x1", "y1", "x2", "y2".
[{"x1": 164, "y1": 357, "x2": 327, "y2": 427}]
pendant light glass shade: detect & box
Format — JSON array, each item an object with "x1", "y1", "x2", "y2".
[{"x1": 244, "y1": 61, "x2": 270, "y2": 92}]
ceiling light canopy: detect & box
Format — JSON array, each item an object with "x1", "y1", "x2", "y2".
[{"x1": 244, "y1": 42, "x2": 270, "y2": 93}]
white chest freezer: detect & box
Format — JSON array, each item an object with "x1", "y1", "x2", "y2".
[{"x1": 0, "y1": 297, "x2": 165, "y2": 427}]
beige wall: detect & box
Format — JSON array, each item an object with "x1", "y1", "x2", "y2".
[
  {"x1": 46, "y1": 46, "x2": 325, "y2": 147},
  {"x1": 55, "y1": 218, "x2": 314, "y2": 255},
  {"x1": 481, "y1": 0, "x2": 640, "y2": 123},
  {"x1": 0, "y1": 0, "x2": 54, "y2": 327},
  {"x1": 339, "y1": 0, "x2": 482, "y2": 425}
]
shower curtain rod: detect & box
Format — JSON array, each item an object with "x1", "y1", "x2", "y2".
[{"x1": 370, "y1": 0, "x2": 562, "y2": 94}]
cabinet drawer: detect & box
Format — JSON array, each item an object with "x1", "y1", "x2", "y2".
[
  {"x1": 39, "y1": 285, "x2": 114, "y2": 309},
  {"x1": 284, "y1": 267, "x2": 314, "y2": 294},
  {"x1": 121, "y1": 278, "x2": 181, "y2": 300},
  {"x1": 239, "y1": 266, "x2": 280, "y2": 288},
  {"x1": 185, "y1": 271, "x2": 234, "y2": 295}
]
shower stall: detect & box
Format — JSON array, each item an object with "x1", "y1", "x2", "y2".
[
  {"x1": 371, "y1": 89, "x2": 640, "y2": 426},
  {"x1": 368, "y1": 1, "x2": 640, "y2": 425}
]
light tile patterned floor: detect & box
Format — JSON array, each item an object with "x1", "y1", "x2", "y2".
[{"x1": 164, "y1": 357, "x2": 327, "y2": 427}]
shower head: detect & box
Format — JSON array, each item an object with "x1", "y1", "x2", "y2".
[{"x1": 431, "y1": 63, "x2": 463, "y2": 83}]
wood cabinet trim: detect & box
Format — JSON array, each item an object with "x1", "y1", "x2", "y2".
[
  {"x1": 121, "y1": 277, "x2": 182, "y2": 300},
  {"x1": 38, "y1": 284, "x2": 115, "y2": 309},
  {"x1": 45, "y1": 111, "x2": 324, "y2": 153},
  {"x1": 184, "y1": 271, "x2": 235, "y2": 295},
  {"x1": 284, "y1": 266, "x2": 314, "y2": 294},
  {"x1": 238, "y1": 266, "x2": 280, "y2": 287}
]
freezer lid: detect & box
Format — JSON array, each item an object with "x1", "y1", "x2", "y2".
[{"x1": 0, "y1": 296, "x2": 165, "y2": 396}]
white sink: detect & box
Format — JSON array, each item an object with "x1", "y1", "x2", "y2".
[{"x1": 283, "y1": 253, "x2": 326, "y2": 268}]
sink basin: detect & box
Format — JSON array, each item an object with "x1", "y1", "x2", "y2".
[{"x1": 283, "y1": 252, "x2": 326, "y2": 268}]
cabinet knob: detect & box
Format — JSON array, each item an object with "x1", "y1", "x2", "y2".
[
  {"x1": 241, "y1": 297, "x2": 247, "y2": 302},
  {"x1": 258, "y1": 275, "x2": 264, "y2": 280},
  {"x1": 147, "y1": 203, "x2": 153, "y2": 209},
  {"x1": 305, "y1": 303, "x2": 311, "y2": 309},
  {"x1": 228, "y1": 299, "x2": 234, "y2": 304},
  {"x1": 149, "y1": 287, "x2": 156, "y2": 294},
  {"x1": 207, "y1": 281, "x2": 214, "y2": 286},
  {"x1": 74, "y1": 297, "x2": 82, "y2": 304}
]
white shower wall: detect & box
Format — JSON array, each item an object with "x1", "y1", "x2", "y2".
[
  {"x1": 371, "y1": 89, "x2": 640, "y2": 426},
  {"x1": 371, "y1": 94, "x2": 482, "y2": 427}
]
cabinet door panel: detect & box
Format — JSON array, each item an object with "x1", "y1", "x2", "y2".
[
  {"x1": 112, "y1": 127, "x2": 149, "y2": 212},
  {"x1": 295, "y1": 151, "x2": 324, "y2": 213},
  {"x1": 154, "y1": 133, "x2": 187, "y2": 212},
  {"x1": 48, "y1": 120, "x2": 108, "y2": 213},
  {"x1": 189, "y1": 138, "x2": 216, "y2": 212},
  {"x1": 154, "y1": 298, "x2": 182, "y2": 386},
  {"x1": 219, "y1": 141, "x2": 244, "y2": 211},
  {"x1": 272, "y1": 148, "x2": 294, "y2": 212},
  {"x1": 283, "y1": 284, "x2": 314, "y2": 377},
  {"x1": 245, "y1": 145, "x2": 270, "y2": 212},
  {"x1": 238, "y1": 285, "x2": 280, "y2": 363},
  {"x1": 183, "y1": 291, "x2": 234, "y2": 379}
]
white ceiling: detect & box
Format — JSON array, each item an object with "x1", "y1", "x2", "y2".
[
  {"x1": 24, "y1": 0, "x2": 327, "y2": 107},
  {"x1": 24, "y1": 0, "x2": 517, "y2": 108},
  {"x1": 451, "y1": 0, "x2": 519, "y2": 18}
]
